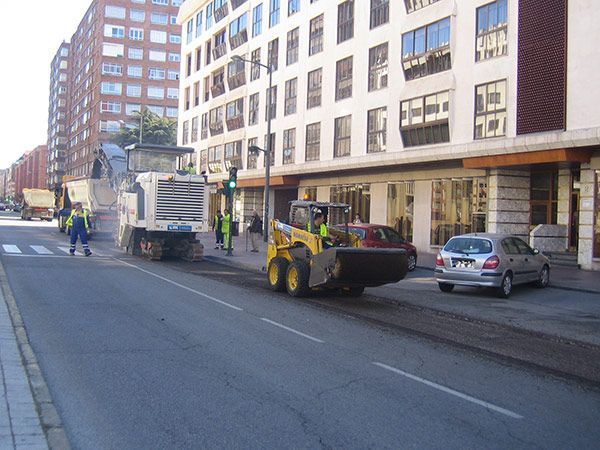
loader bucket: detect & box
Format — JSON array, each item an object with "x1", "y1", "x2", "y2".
[{"x1": 309, "y1": 247, "x2": 408, "y2": 289}]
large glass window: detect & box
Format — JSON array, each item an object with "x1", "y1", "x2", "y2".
[
  {"x1": 530, "y1": 171, "x2": 558, "y2": 226},
  {"x1": 283, "y1": 128, "x2": 295, "y2": 165},
  {"x1": 305, "y1": 122, "x2": 320, "y2": 162},
  {"x1": 431, "y1": 178, "x2": 488, "y2": 246},
  {"x1": 284, "y1": 78, "x2": 297, "y2": 115},
  {"x1": 334, "y1": 115, "x2": 352, "y2": 158},
  {"x1": 309, "y1": 14, "x2": 324, "y2": 56},
  {"x1": 330, "y1": 185, "x2": 371, "y2": 224},
  {"x1": 400, "y1": 91, "x2": 450, "y2": 147},
  {"x1": 368, "y1": 43, "x2": 388, "y2": 92},
  {"x1": 367, "y1": 107, "x2": 387, "y2": 153},
  {"x1": 270, "y1": 0, "x2": 280, "y2": 27},
  {"x1": 337, "y1": 0, "x2": 354, "y2": 44},
  {"x1": 475, "y1": 79, "x2": 507, "y2": 139},
  {"x1": 476, "y1": 0, "x2": 508, "y2": 62},
  {"x1": 402, "y1": 17, "x2": 451, "y2": 80},
  {"x1": 335, "y1": 56, "x2": 353, "y2": 101},
  {"x1": 286, "y1": 27, "x2": 299, "y2": 65},
  {"x1": 370, "y1": 0, "x2": 389, "y2": 29},
  {"x1": 387, "y1": 182, "x2": 414, "y2": 242},
  {"x1": 405, "y1": 0, "x2": 440, "y2": 13},
  {"x1": 252, "y1": 4, "x2": 262, "y2": 37},
  {"x1": 267, "y1": 38, "x2": 279, "y2": 71},
  {"x1": 307, "y1": 68, "x2": 322, "y2": 109}
]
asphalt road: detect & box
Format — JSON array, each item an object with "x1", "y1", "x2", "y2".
[{"x1": 1, "y1": 212, "x2": 599, "y2": 449}]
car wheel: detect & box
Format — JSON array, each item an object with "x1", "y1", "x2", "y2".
[
  {"x1": 407, "y1": 254, "x2": 417, "y2": 272},
  {"x1": 497, "y1": 273, "x2": 513, "y2": 299},
  {"x1": 438, "y1": 283, "x2": 454, "y2": 293},
  {"x1": 536, "y1": 265, "x2": 550, "y2": 289},
  {"x1": 267, "y1": 257, "x2": 289, "y2": 292}
]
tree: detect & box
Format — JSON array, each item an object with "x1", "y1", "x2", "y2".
[{"x1": 113, "y1": 108, "x2": 177, "y2": 148}]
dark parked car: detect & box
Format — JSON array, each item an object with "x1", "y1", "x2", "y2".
[{"x1": 335, "y1": 223, "x2": 418, "y2": 271}]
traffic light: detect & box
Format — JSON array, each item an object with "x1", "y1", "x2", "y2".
[{"x1": 228, "y1": 166, "x2": 238, "y2": 191}]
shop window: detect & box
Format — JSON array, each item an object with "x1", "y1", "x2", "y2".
[
  {"x1": 530, "y1": 171, "x2": 558, "y2": 226},
  {"x1": 387, "y1": 182, "x2": 414, "y2": 242},
  {"x1": 304, "y1": 187, "x2": 317, "y2": 201},
  {"x1": 330, "y1": 184, "x2": 370, "y2": 224},
  {"x1": 594, "y1": 171, "x2": 600, "y2": 258},
  {"x1": 431, "y1": 178, "x2": 487, "y2": 246}
]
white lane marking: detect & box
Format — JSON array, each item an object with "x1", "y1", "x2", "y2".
[
  {"x1": 116, "y1": 259, "x2": 244, "y2": 311},
  {"x1": 30, "y1": 245, "x2": 53, "y2": 255},
  {"x1": 2, "y1": 245, "x2": 21, "y2": 254},
  {"x1": 3, "y1": 254, "x2": 110, "y2": 259},
  {"x1": 373, "y1": 362, "x2": 523, "y2": 419},
  {"x1": 57, "y1": 247, "x2": 72, "y2": 254},
  {"x1": 260, "y1": 318, "x2": 325, "y2": 343}
]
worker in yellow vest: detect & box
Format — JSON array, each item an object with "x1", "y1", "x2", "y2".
[{"x1": 222, "y1": 209, "x2": 233, "y2": 251}]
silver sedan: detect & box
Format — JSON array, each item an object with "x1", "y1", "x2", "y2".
[{"x1": 434, "y1": 233, "x2": 550, "y2": 298}]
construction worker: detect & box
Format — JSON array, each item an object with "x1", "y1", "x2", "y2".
[
  {"x1": 308, "y1": 211, "x2": 334, "y2": 248},
  {"x1": 222, "y1": 209, "x2": 232, "y2": 251},
  {"x1": 213, "y1": 209, "x2": 224, "y2": 249},
  {"x1": 185, "y1": 162, "x2": 196, "y2": 174},
  {"x1": 66, "y1": 202, "x2": 92, "y2": 256}
]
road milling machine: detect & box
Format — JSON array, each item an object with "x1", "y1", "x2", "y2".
[{"x1": 267, "y1": 201, "x2": 409, "y2": 297}]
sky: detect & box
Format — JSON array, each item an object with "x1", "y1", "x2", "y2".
[{"x1": 0, "y1": 0, "x2": 92, "y2": 169}]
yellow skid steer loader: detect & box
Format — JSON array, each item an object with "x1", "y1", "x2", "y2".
[{"x1": 267, "y1": 201, "x2": 409, "y2": 297}]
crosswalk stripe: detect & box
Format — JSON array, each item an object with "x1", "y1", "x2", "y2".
[
  {"x1": 30, "y1": 245, "x2": 53, "y2": 255},
  {"x1": 2, "y1": 245, "x2": 21, "y2": 254},
  {"x1": 57, "y1": 247, "x2": 72, "y2": 254}
]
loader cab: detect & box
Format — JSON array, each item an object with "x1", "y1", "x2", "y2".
[{"x1": 289, "y1": 201, "x2": 351, "y2": 240}]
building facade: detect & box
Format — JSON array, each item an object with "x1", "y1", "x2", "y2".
[
  {"x1": 178, "y1": 0, "x2": 600, "y2": 270},
  {"x1": 47, "y1": 42, "x2": 71, "y2": 192},
  {"x1": 13, "y1": 146, "x2": 48, "y2": 200},
  {"x1": 65, "y1": 0, "x2": 184, "y2": 179}
]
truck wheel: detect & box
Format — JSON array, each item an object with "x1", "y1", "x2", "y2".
[
  {"x1": 286, "y1": 260, "x2": 310, "y2": 297},
  {"x1": 438, "y1": 283, "x2": 454, "y2": 293},
  {"x1": 341, "y1": 286, "x2": 365, "y2": 297},
  {"x1": 268, "y1": 257, "x2": 289, "y2": 292}
]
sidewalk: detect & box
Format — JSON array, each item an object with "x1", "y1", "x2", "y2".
[{"x1": 198, "y1": 231, "x2": 600, "y2": 294}]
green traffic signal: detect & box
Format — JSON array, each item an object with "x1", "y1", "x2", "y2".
[{"x1": 228, "y1": 180, "x2": 237, "y2": 189}]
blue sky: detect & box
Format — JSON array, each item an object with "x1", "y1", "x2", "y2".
[{"x1": 0, "y1": 0, "x2": 91, "y2": 169}]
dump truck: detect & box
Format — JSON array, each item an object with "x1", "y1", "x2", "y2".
[
  {"x1": 267, "y1": 201, "x2": 409, "y2": 297},
  {"x1": 21, "y1": 189, "x2": 55, "y2": 221},
  {"x1": 115, "y1": 143, "x2": 208, "y2": 261},
  {"x1": 57, "y1": 179, "x2": 118, "y2": 235}
]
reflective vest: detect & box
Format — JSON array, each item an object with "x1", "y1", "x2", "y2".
[
  {"x1": 66, "y1": 209, "x2": 90, "y2": 229},
  {"x1": 222, "y1": 214, "x2": 231, "y2": 233},
  {"x1": 307, "y1": 221, "x2": 328, "y2": 238}
]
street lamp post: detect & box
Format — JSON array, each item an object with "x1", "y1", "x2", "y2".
[{"x1": 231, "y1": 55, "x2": 272, "y2": 243}]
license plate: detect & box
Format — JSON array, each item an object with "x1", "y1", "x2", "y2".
[
  {"x1": 452, "y1": 259, "x2": 474, "y2": 269},
  {"x1": 168, "y1": 224, "x2": 192, "y2": 231}
]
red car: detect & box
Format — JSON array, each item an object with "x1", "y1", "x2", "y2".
[{"x1": 335, "y1": 224, "x2": 418, "y2": 271}]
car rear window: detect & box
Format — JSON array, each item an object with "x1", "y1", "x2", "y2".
[{"x1": 444, "y1": 237, "x2": 493, "y2": 255}]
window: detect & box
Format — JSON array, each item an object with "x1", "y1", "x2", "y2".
[
  {"x1": 166, "y1": 107, "x2": 178, "y2": 118},
  {"x1": 151, "y1": 30, "x2": 167, "y2": 44},
  {"x1": 263, "y1": 133, "x2": 275, "y2": 167},
  {"x1": 307, "y1": 68, "x2": 322, "y2": 109},
  {"x1": 387, "y1": 182, "x2": 415, "y2": 242},
  {"x1": 151, "y1": 12, "x2": 168, "y2": 24},
  {"x1": 431, "y1": 179, "x2": 488, "y2": 246},
  {"x1": 370, "y1": 0, "x2": 389, "y2": 29},
  {"x1": 475, "y1": 79, "x2": 507, "y2": 139},
  {"x1": 476, "y1": 0, "x2": 508, "y2": 61},
  {"x1": 147, "y1": 105, "x2": 164, "y2": 117},
  {"x1": 170, "y1": 34, "x2": 181, "y2": 44},
  {"x1": 104, "y1": 24, "x2": 124, "y2": 38},
  {"x1": 368, "y1": 43, "x2": 388, "y2": 91},
  {"x1": 405, "y1": 0, "x2": 440, "y2": 13},
  {"x1": 594, "y1": 172, "x2": 600, "y2": 258},
  {"x1": 128, "y1": 47, "x2": 143, "y2": 60},
  {"x1": 330, "y1": 185, "x2": 371, "y2": 223},
  {"x1": 211, "y1": 67, "x2": 225, "y2": 97},
  {"x1": 226, "y1": 98, "x2": 245, "y2": 130},
  {"x1": 400, "y1": 91, "x2": 450, "y2": 147},
  {"x1": 101, "y1": 82, "x2": 122, "y2": 95},
  {"x1": 167, "y1": 88, "x2": 179, "y2": 99},
  {"x1": 105, "y1": 5, "x2": 126, "y2": 19},
  {"x1": 224, "y1": 141, "x2": 243, "y2": 170},
  {"x1": 128, "y1": 65, "x2": 142, "y2": 77},
  {"x1": 229, "y1": 13, "x2": 248, "y2": 48},
  {"x1": 100, "y1": 101, "x2": 121, "y2": 113},
  {"x1": 129, "y1": 28, "x2": 144, "y2": 41},
  {"x1": 334, "y1": 115, "x2": 352, "y2": 158},
  {"x1": 252, "y1": 4, "x2": 263, "y2": 37},
  {"x1": 282, "y1": 128, "x2": 295, "y2": 164},
  {"x1": 196, "y1": 11, "x2": 204, "y2": 38},
  {"x1": 531, "y1": 171, "x2": 558, "y2": 226},
  {"x1": 227, "y1": 59, "x2": 246, "y2": 90},
  {"x1": 102, "y1": 43, "x2": 124, "y2": 57},
  {"x1": 249, "y1": 93, "x2": 259, "y2": 126},
  {"x1": 209, "y1": 106, "x2": 224, "y2": 136},
  {"x1": 305, "y1": 122, "x2": 320, "y2": 162},
  {"x1": 309, "y1": 14, "x2": 324, "y2": 56},
  {"x1": 213, "y1": 29, "x2": 227, "y2": 59},
  {"x1": 152, "y1": 0, "x2": 168, "y2": 5},
  {"x1": 187, "y1": 20, "x2": 194, "y2": 43},
  {"x1": 130, "y1": 10, "x2": 145, "y2": 22},
  {"x1": 338, "y1": 1, "x2": 354, "y2": 44},
  {"x1": 367, "y1": 107, "x2": 387, "y2": 153},
  {"x1": 286, "y1": 27, "x2": 299, "y2": 65},
  {"x1": 182, "y1": 120, "x2": 189, "y2": 145},
  {"x1": 201, "y1": 113, "x2": 209, "y2": 139},
  {"x1": 102, "y1": 63, "x2": 122, "y2": 76},
  {"x1": 335, "y1": 56, "x2": 353, "y2": 101},
  {"x1": 149, "y1": 68, "x2": 165, "y2": 80},
  {"x1": 169, "y1": 53, "x2": 180, "y2": 62},
  {"x1": 267, "y1": 38, "x2": 279, "y2": 71},
  {"x1": 250, "y1": 48, "x2": 261, "y2": 81},
  {"x1": 284, "y1": 78, "x2": 297, "y2": 115},
  {"x1": 247, "y1": 138, "x2": 258, "y2": 169},
  {"x1": 168, "y1": 70, "x2": 179, "y2": 80},
  {"x1": 99, "y1": 120, "x2": 121, "y2": 133},
  {"x1": 186, "y1": 53, "x2": 192, "y2": 77},
  {"x1": 265, "y1": 85, "x2": 277, "y2": 120},
  {"x1": 402, "y1": 17, "x2": 451, "y2": 80},
  {"x1": 126, "y1": 84, "x2": 141, "y2": 97},
  {"x1": 149, "y1": 50, "x2": 166, "y2": 61},
  {"x1": 270, "y1": 0, "x2": 280, "y2": 27},
  {"x1": 195, "y1": 47, "x2": 202, "y2": 72},
  {"x1": 126, "y1": 104, "x2": 141, "y2": 116},
  {"x1": 206, "y1": 3, "x2": 214, "y2": 29},
  {"x1": 208, "y1": 145, "x2": 223, "y2": 173},
  {"x1": 288, "y1": 0, "x2": 300, "y2": 16}
]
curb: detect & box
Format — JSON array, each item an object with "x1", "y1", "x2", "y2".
[{"x1": 0, "y1": 262, "x2": 71, "y2": 450}]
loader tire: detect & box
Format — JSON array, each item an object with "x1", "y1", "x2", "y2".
[
  {"x1": 286, "y1": 260, "x2": 310, "y2": 298},
  {"x1": 268, "y1": 257, "x2": 289, "y2": 292}
]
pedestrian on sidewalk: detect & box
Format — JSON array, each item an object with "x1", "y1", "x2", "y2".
[
  {"x1": 213, "y1": 209, "x2": 224, "y2": 249},
  {"x1": 66, "y1": 202, "x2": 92, "y2": 256},
  {"x1": 249, "y1": 210, "x2": 263, "y2": 252},
  {"x1": 222, "y1": 209, "x2": 232, "y2": 251}
]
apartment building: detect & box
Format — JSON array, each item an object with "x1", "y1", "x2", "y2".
[
  {"x1": 178, "y1": 0, "x2": 600, "y2": 270},
  {"x1": 47, "y1": 42, "x2": 71, "y2": 191},
  {"x1": 65, "y1": 0, "x2": 184, "y2": 179},
  {"x1": 13, "y1": 146, "x2": 48, "y2": 200}
]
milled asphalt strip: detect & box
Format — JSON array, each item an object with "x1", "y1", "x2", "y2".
[
  {"x1": 373, "y1": 362, "x2": 524, "y2": 420},
  {"x1": 116, "y1": 258, "x2": 244, "y2": 311},
  {"x1": 0, "y1": 257, "x2": 71, "y2": 449},
  {"x1": 260, "y1": 318, "x2": 325, "y2": 343}
]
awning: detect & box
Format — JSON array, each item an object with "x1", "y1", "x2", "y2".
[
  {"x1": 216, "y1": 176, "x2": 299, "y2": 189},
  {"x1": 463, "y1": 148, "x2": 592, "y2": 169}
]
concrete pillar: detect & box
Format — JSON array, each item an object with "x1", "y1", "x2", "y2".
[
  {"x1": 577, "y1": 164, "x2": 595, "y2": 270},
  {"x1": 316, "y1": 186, "x2": 330, "y2": 202},
  {"x1": 369, "y1": 183, "x2": 387, "y2": 225},
  {"x1": 413, "y1": 180, "x2": 432, "y2": 252},
  {"x1": 557, "y1": 169, "x2": 571, "y2": 227},
  {"x1": 487, "y1": 169, "x2": 530, "y2": 241}
]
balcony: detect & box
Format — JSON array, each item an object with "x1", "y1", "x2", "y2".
[
  {"x1": 227, "y1": 71, "x2": 246, "y2": 91},
  {"x1": 212, "y1": 42, "x2": 227, "y2": 61},
  {"x1": 210, "y1": 82, "x2": 226, "y2": 98},
  {"x1": 226, "y1": 114, "x2": 244, "y2": 131},
  {"x1": 229, "y1": 29, "x2": 248, "y2": 50},
  {"x1": 214, "y1": 3, "x2": 229, "y2": 22}
]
